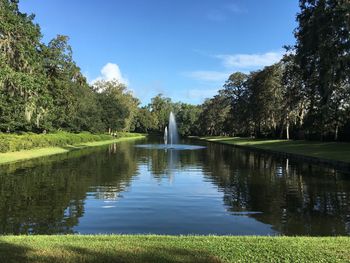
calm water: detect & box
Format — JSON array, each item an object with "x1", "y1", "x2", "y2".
[{"x1": 1, "y1": 137, "x2": 350, "y2": 236}]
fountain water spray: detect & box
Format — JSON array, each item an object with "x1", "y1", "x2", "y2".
[
  {"x1": 164, "y1": 127, "x2": 168, "y2": 144},
  {"x1": 168, "y1": 112, "x2": 179, "y2": 145},
  {"x1": 136, "y1": 111, "x2": 205, "y2": 150}
]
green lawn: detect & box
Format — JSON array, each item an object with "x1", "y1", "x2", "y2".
[
  {"x1": 197, "y1": 136, "x2": 350, "y2": 163},
  {"x1": 0, "y1": 134, "x2": 145, "y2": 165},
  {"x1": 0, "y1": 235, "x2": 349, "y2": 263}
]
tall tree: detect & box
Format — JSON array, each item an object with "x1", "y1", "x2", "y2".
[
  {"x1": 0, "y1": 0, "x2": 48, "y2": 131},
  {"x1": 148, "y1": 94, "x2": 173, "y2": 132},
  {"x1": 295, "y1": 0, "x2": 350, "y2": 139},
  {"x1": 280, "y1": 53, "x2": 307, "y2": 139},
  {"x1": 220, "y1": 72, "x2": 249, "y2": 135},
  {"x1": 198, "y1": 95, "x2": 230, "y2": 136},
  {"x1": 247, "y1": 64, "x2": 284, "y2": 137},
  {"x1": 134, "y1": 106, "x2": 157, "y2": 133},
  {"x1": 176, "y1": 103, "x2": 201, "y2": 136},
  {"x1": 95, "y1": 80, "x2": 139, "y2": 132},
  {"x1": 43, "y1": 35, "x2": 98, "y2": 131}
]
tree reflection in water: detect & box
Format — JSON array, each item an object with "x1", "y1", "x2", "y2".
[
  {"x1": 0, "y1": 138, "x2": 350, "y2": 235},
  {"x1": 0, "y1": 141, "x2": 139, "y2": 234},
  {"x1": 200, "y1": 143, "x2": 350, "y2": 236}
]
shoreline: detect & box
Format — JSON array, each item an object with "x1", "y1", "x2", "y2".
[
  {"x1": 191, "y1": 136, "x2": 350, "y2": 172},
  {"x1": 0, "y1": 134, "x2": 146, "y2": 165}
]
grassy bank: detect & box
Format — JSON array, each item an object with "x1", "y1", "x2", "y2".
[
  {"x1": 0, "y1": 132, "x2": 142, "y2": 153},
  {"x1": 196, "y1": 136, "x2": 350, "y2": 163},
  {"x1": 0, "y1": 133, "x2": 145, "y2": 165},
  {"x1": 0, "y1": 235, "x2": 349, "y2": 263}
]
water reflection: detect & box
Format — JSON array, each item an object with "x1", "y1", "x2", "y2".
[
  {"x1": 200, "y1": 143, "x2": 350, "y2": 235},
  {"x1": 0, "y1": 141, "x2": 139, "y2": 234},
  {"x1": 0, "y1": 137, "x2": 349, "y2": 235}
]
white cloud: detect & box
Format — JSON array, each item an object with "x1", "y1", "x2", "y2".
[
  {"x1": 207, "y1": 3, "x2": 246, "y2": 22},
  {"x1": 207, "y1": 11, "x2": 227, "y2": 22},
  {"x1": 183, "y1": 50, "x2": 284, "y2": 90},
  {"x1": 184, "y1": 70, "x2": 229, "y2": 82},
  {"x1": 216, "y1": 51, "x2": 284, "y2": 69},
  {"x1": 227, "y1": 3, "x2": 246, "y2": 14},
  {"x1": 187, "y1": 88, "x2": 218, "y2": 100},
  {"x1": 91, "y1": 63, "x2": 129, "y2": 85},
  {"x1": 170, "y1": 88, "x2": 219, "y2": 104}
]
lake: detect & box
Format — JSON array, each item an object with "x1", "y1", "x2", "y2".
[{"x1": 0, "y1": 136, "x2": 349, "y2": 236}]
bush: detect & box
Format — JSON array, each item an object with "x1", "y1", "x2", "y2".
[{"x1": 0, "y1": 132, "x2": 116, "y2": 153}]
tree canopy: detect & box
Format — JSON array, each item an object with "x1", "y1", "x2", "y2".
[
  {"x1": 1, "y1": 0, "x2": 349, "y2": 141},
  {"x1": 0, "y1": 0, "x2": 139, "y2": 133}
]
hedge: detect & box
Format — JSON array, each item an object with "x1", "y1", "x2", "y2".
[{"x1": 0, "y1": 132, "x2": 130, "y2": 153}]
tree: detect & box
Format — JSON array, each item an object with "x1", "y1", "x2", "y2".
[
  {"x1": 43, "y1": 35, "x2": 101, "y2": 132},
  {"x1": 0, "y1": 0, "x2": 48, "y2": 131},
  {"x1": 220, "y1": 72, "x2": 249, "y2": 135},
  {"x1": 280, "y1": 53, "x2": 307, "y2": 139},
  {"x1": 198, "y1": 95, "x2": 230, "y2": 136},
  {"x1": 148, "y1": 94, "x2": 173, "y2": 132},
  {"x1": 94, "y1": 80, "x2": 139, "y2": 132},
  {"x1": 176, "y1": 103, "x2": 201, "y2": 136},
  {"x1": 134, "y1": 106, "x2": 157, "y2": 133},
  {"x1": 247, "y1": 64, "x2": 284, "y2": 137},
  {"x1": 295, "y1": 0, "x2": 350, "y2": 139}
]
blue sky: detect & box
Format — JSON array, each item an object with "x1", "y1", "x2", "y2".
[{"x1": 19, "y1": 0, "x2": 299, "y2": 105}]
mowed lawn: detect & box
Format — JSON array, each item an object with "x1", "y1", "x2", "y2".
[
  {"x1": 198, "y1": 136, "x2": 350, "y2": 163},
  {"x1": 0, "y1": 235, "x2": 350, "y2": 263}
]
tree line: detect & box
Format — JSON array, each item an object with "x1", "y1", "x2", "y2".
[
  {"x1": 1, "y1": 0, "x2": 349, "y2": 141},
  {"x1": 137, "y1": 0, "x2": 350, "y2": 141},
  {"x1": 183, "y1": 0, "x2": 349, "y2": 141},
  {"x1": 194, "y1": 0, "x2": 350, "y2": 141},
  {"x1": 0, "y1": 0, "x2": 138, "y2": 133}
]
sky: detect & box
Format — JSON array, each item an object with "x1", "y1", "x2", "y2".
[{"x1": 19, "y1": 0, "x2": 299, "y2": 105}]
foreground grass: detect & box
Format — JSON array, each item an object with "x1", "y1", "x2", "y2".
[
  {"x1": 197, "y1": 136, "x2": 350, "y2": 163},
  {"x1": 0, "y1": 235, "x2": 349, "y2": 263},
  {"x1": 0, "y1": 134, "x2": 145, "y2": 165}
]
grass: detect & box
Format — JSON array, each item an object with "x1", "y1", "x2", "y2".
[
  {"x1": 0, "y1": 235, "x2": 349, "y2": 263},
  {"x1": 196, "y1": 136, "x2": 350, "y2": 163},
  {"x1": 0, "y1": 134, "x2": 145, "y2": 165}
]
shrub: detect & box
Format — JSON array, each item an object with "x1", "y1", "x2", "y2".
[{"x1": 0, "y1": 132, "x2": 116, "y2": 153}]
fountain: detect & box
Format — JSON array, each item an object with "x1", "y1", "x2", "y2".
[
  {"x1": 135, "y1": 112, "x2": 205, "y2": 150},
  {"x1": 164, "y1": 127, "x2": 168, "y2": 145},
  {"x1": 168, "y1": 112, "x2": 179, "y2": 145}
]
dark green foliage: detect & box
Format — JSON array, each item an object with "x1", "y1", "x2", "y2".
[
  {"x1": 0, "y1": 0, "x2": 49, "y2": 131},
  {"x1": 94, "y1": 80, "x2": 139, "y2": 132},
  {"x1": 0, "y1": 132, "x2": 113, "y2": 152},
  {"x1": 148, "y1": 94, "x2": 174, "y2": 131},
  {"x1": 133, "y1": 95, "x2": 202, "y2": 136},
  {"x1": 43, "y1": 35, "x2": 105, "y2": 132},
  {"x1": 195, "y1": 65, "x2": 285, "y2": 138},
  {"x1": 175, "y1": 103, "x2": 201, "y2": 136},
  {"x1": 194, "y1": 0, "x2": 349, "y2": 141},
  {"x1": 295, "y1": 0, "x2": 350, "y2": 139},
  {"x1": 198, "y1": 96, "x2": 230, "y2": 136},
  {"x1": 134, "y1": 106, "x2": 157, "y2": 133},
  {"x1": 0, "y1": 0, "x2": 349, "y2": 141},
  {"x1": 0, "y1": 0, "x2": 138, "y2": 134}
]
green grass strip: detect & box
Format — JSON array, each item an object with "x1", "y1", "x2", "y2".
[
  {"x1": 0, "y1": 235, "x2": 349, "y2": 263},
  {"x1": 0, "y1": 134, "x2": 145, "y2": 165},
  {"x1": 196, "y1": 136, "x2": 350, "y2": 163}
]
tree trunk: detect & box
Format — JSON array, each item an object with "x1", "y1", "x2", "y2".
[
  {"x1": 334, "y1": 123, "x2": 339, "y2": 141},
  {"x1": 279, "y1": 119, "x2": 284, "y2": 139}
]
